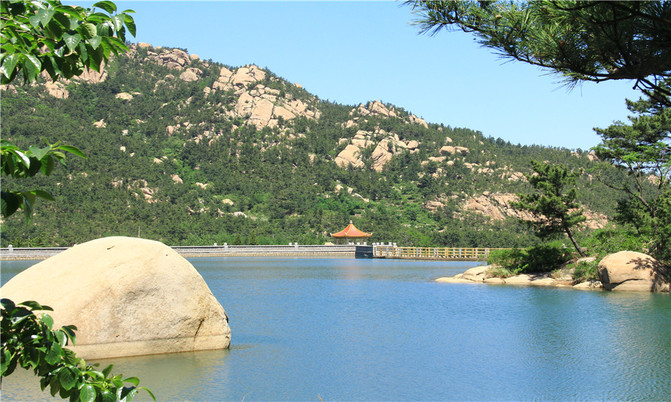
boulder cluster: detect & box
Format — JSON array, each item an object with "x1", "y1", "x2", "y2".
[
  {"x1": 437, "y1": 250, "x2": 669, "y2": 292},
  {"x1": 213, "y1": 65, "x2": 320, "y2": 130},
  {"x1": 335, "y1": 128, "x2": 420, "y2": 172}
]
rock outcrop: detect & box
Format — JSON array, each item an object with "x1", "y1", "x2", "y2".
[
  {"x1": 598, "y1": 251, "x2": 670, "y2": 292},
  {"x1": 211, "y1": 64, "x2": 320, "y2": 130},
  {"x1": 334, "y1": 129, "x2": 419, "y2": 170},
  {"x1": 335, "y1": 144, "x2": 365, "y2": 168},
  {"x1": 461, "y1": 192, "x2": 608, "y2": 229},
  {"x1": 349, "y1": 100, "x2": 428, "y2": 128},
  {"x1": 440, "y1": 145, "x2": 470, "y2": 156},
  {"x1": 462, "y1": 192, "x2": 535, "y2": 221},
  {"x1": 150, "y1": 47, "x2": 191, "y2": 69},
  {"x1": 0, "y1": 237, "x2": 231, "y2": 359}
]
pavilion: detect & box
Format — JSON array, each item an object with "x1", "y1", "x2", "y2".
[{"x1": 331, "y1": 221, "x2": 372, "y2": 244}]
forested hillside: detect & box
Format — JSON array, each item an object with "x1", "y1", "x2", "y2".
[{"x1": 1, "y1": 43, "x2": 633, "y2": 247}]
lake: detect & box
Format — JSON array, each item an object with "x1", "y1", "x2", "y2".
[{"x1": 2, "y1": 257, "x2": 670, "y2": 400}]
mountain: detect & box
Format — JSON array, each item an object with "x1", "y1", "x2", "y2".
[{"x1": 1, "y1": 43, "x2": 630, "y2": 247}]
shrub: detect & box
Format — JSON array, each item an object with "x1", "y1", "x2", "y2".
[
  {"x1": 572, "y1": 260, "x2": 600, "y2": 283},
  {"x1": 487, "y1": 241, "x2": 573, "y2": 273},
  {"x1": 487, "y1": 265, "x2": 522, "y2": 278},
  {"x1": 522, "y1": 241, "x2": 574, "y2": 273},
  {"x1": 581, "y1": 225, "x2": 648, "y2": 257},
  {"x1": 487, "y1": 248, "x2": 526, "y2": 271}
]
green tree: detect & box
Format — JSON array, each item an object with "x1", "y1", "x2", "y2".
[
  {"x1": 406, "y1": 1, "x2": 671, "y2": 104},
  {"x1": 513, "y1": 161, "x2": 586, "y2": 256},
  {"x1": 1, "y1": 0, "x2": 136, "y2": 219},
  {"x1": 593, "y1": 79, "x2": 671, "y2": 262}
]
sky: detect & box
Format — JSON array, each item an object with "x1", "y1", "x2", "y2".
[{"x1": 74, "y1": 0, "x2": 643, "y2": 150}]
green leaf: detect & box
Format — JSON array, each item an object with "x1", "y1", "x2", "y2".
[
  {"x1": 55, "y1": 330, "x2": 67, "y2": 347},
  {"x1": 50, "y1": 375, "x2": 61, "y2": 396},
  {"x1": 102, "y1": 364, "x2": 114, "y2": 378},
  {"x1": 1, "y1": 349, "x2": 13, "y2": 375},
  {"x1": 63, "y1": 33, "x2": 82, "y2": 53},
  {"x1": 41, "y1": 313, "x2": 54, "y2": 328},
  {"x1": 80, "y1": 384, "x2": 96, "y2": 402},
  {"x1": 3, "y1": 357, "x2": 17, "y2": 378},
  {"x1": 87, "y1": 46, "x2": 103, "y2": 71},
  {"x1": 29, "y1": 15, "x2": 41, "y2": 28},
  {"x1": 52, "y1": 9, "x2": 72, "y2": 28},
  {"x1": 40, "y1": 376, "x2": 49, "y2": 391},
  {"x1": 22, "y1": 54, "x2": 41, "y2": 82},
  {"x1": 62, "y1": 348, "x2": 78, "y2": 365},
  {"x1": 62, "y1": 324, "x2": 78, "y2": 343},
  {"x1": 37, "y1": 8, "x2": 55, "y2": 26},
  {"x1": 139, "y1": 386, "x2": 157, "y2": 401},
  {"x1": 20, "y1": 301, "x2": 53, "y2": 311},
  {"x1": 118, "y1": 386, "x2": 137, "y2": 401},
  {"x1": 1, "y1": 54, "x2": 20, "y2": 79},
  {"x1": 56, "y1": 145, "x2": 87, "y2": 158},
  {"x1": 1, "y1": 298, "x2": 16, "y2": 311},
  {"x1": 58, "y1": 384, "x2": 71, "y2": 399},
  {"x1": 111, "y1": 15, "x2": 124, "y2": 31},
  {"x1": 123, "y1": 376, "x2": 140, "y2": 386},
  {"x1": 79, "y1": 22, "x2": 97, "y2": 39},
  {"x1": 13, "y1": 149, "x2": 31, "y2": 167},
  {"x1": 28, "y1": 145, "x2": 50, "y2": 161},
  {"x1": 89, "y1": 35, "x2": 102, "y2": 50},
  {"x1": 123, "y1": 14, "x2": 136, "y2": 37},
  {"x1": 45, "y1": 342, "x2": 62, "y2": 365},
  {"x1": 34, "y1": 190, "x2": 56, "y2": 201},
  {"x1": 93, "y1": 1, "x2": 117, "y2": 13},
  {"x1": 86, "y1": 370, "x2": 104, "y2": 380},
  {"x1": 59, "y1": 367, "x2": 77, "y2": 390},
  {"x1": 77, "y1": 42, "x2": 88, "y2": 61},
  {"x1": 41, "y1": 154, "x2": 55, "y2": 175},
  {"x1": 1, "y1": 191, "x2": 22, "y2": 218},
  {"x1": 100, "y1": 390, "x2": 116, "y2": 402}
]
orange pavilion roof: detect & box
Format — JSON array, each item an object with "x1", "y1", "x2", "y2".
[{"x1": 331, "y1": 221, "x2": 372, "y2": 238}]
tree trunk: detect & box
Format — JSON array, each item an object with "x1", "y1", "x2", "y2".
[{"x1": 565, "y1": 228, "x2": 585, "y2": 257}]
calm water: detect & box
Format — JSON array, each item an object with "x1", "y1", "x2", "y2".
[{"x1": 2, "y1": 257, "x2": 670, "y2": 401}]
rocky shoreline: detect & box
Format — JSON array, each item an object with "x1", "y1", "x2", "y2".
[
  {"x1": 436, "y1": 265, "x2": 603, "y2": 290},
  {"x1": 436, "y1": 251, "x2": 670, "y2": 293}
]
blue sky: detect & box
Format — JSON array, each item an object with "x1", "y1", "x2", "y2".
[{"x1": 77, "y1": 1, "x2": 642, "y2": 150}]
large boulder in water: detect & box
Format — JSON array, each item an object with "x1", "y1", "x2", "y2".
[
  {"x1": 598, "y1": 251, "x2": 670, "y2": 292},
  {"x1": 1, "y1": 236, "x2": 231, "y2": 359}
]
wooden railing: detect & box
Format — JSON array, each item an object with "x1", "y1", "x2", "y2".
[{"x1": 373, "y1": 246, "x2": 503, "y2": 261}]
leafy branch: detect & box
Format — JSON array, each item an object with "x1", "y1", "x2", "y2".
[
  {"x1": 1, "y1": 0, "x2": 136, "y2": 83},
  {"x1": 1, "y1": 139, "x2": 86, "y2": 221},
  {"x1": 1, "y1": 0, "x2": 135, "y2": 220},
  {"x1": 1, "y1": 298, "x2": 155, "y2": 401}
]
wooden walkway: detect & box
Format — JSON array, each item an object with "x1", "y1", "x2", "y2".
[{"x1": 373, "y1": 246, "x2": 501, "y2": 261}]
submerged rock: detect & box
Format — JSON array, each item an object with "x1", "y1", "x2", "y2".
[{"x1": 1, "y1": 236, "x2": 231, "y2": 359}]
